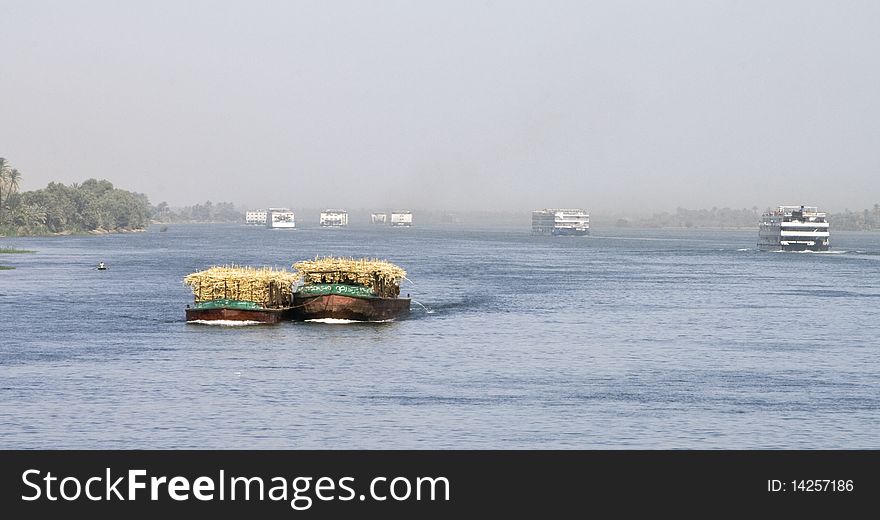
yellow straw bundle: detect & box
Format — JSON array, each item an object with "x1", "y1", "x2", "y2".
[
  {"x1": 293, "y1": 257, "x2": 406, "y2": 298},
  {"x1": 183, "y1": 265, "x2": 298, "y2": 306}
]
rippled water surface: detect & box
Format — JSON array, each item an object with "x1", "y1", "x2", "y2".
[{"x1": 1, "y1": 224, "x2": 878, "y2": 448}]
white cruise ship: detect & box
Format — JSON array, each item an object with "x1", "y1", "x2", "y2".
[
  {"x1": 320, "y1": 209, "x2": 348, "y2": 227},
  {"x1": 390, "y1": 210, "x2": 413, "y2": 227},
  {"x1": 758, "y1": 205, "x2": 829, "y2": 251},
  {"x1": 245, "y1": 209, "x2": 267, "y2": 225},
  {"x1": 266, "y1": 208, "x2": 296, "y2": 229},
  {"x1": 532, "y1": 209, "x2": 590, "y2": 236}
]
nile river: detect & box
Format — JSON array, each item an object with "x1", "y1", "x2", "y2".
[{"x1": 1, "y1": 224, "x2": 878, "y2": 448}]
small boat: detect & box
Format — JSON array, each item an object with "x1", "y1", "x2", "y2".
[
  {"x1": 291, "y1": 257, "x2": 411, "y2": 322},
  {"x1": 96, "y1": 262, "x2": 108, "y2": 270}
]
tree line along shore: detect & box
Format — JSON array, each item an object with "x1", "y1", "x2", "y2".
[
  {"x1": 1, "y1": 157, "x2": 150, "y2": 236},
  {"x1": 2, "y1": 157, "x2": 880, "y2": 236},
  {"x1": 0, "y1": 158, "x2": 241, "y2": 236}
]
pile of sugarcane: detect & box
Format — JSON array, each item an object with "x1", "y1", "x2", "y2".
[
  {"x1": 293, "y1": 257, "x2": 406, "y2": 298},
  {"x1": 183, "y1": 265, "x2": 298, "y2": 307}
]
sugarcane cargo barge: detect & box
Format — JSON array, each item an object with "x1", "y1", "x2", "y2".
[
  {"x1": 291, "y1": 257, "x2": 410, "y2": 321},
  {"x1": 184, "y1": 266, "x2": 298, "y2": 323}
]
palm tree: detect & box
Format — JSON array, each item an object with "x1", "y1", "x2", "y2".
[
  {"x1": 4, "y1": 169, "x2": 22, "y2": 223},
  {"x1": 7, "y1": 168, "x2": 21, "y2": 195},
  {"x1": 0, "y1": 158, "x2": 8, "y2": 226}
]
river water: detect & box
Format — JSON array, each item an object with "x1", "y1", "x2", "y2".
[{"x1": 1, "y1": 224, "x2": 878, "y2": 448}]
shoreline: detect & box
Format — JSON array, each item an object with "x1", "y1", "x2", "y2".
[
  {"x1": 1, "y1": 227, "x2": 147, "y2": 238},
  {"x1": 4, "y1": 224, "x2": 880, "y2": 237}
]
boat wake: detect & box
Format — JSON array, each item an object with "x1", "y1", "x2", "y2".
[
  {"x1": 187, "y1": 320, "x2": 264, "y2": 326},
  {"x1": 305, "y1": 318, "x2": 394, "y2": 324},
  {"x1": 771, "y1": 249, "x2": 846, "y2": 254},
  {"x1": 411, "y1": 299, "x2": 434, "y2": 314}
]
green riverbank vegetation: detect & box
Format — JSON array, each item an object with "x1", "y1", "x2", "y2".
[{"x1": 1, "y1": 158, "x2": 150, "y2": 236}]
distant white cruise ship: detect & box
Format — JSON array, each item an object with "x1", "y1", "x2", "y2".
[
  {"x1": 245, "y1": 209, "x2": 267, "y2": 225},
  {"x1": 532, "y1": 209, "x2": 590, "y2": 236},
  {"x1": 758, "y1": 205, "x2": 829, "y2": 251},
  {"x1": 266, "y1": 208, "x2": 295, "y2": 229},
  {"x1": 390, "y1": 210, "x2": 413, "y2": 227},
  {"x1": 320, "y1": 209, "x2": 348, "y2": 227}
]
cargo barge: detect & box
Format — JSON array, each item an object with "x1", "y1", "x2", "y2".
[
  {"x1": 183, "y1": 266, "x2": 298, "y2": 323},
  {"x1": 291, "y1": 257, "x2": 410, "y2": 322},
  {"x1": 185, "y1": 299, "x2": 294, "y2": 323},
  {"x1": 292, "y1": 284, "x2": 410, "y2": 321}
]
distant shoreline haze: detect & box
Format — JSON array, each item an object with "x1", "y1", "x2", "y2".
[{"x1": 3, "y1": 157, "x2": 880, "y2": 235}]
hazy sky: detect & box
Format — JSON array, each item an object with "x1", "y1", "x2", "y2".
[{"x1": 1, "y1": 0, "x2": 878, "y2": 212}]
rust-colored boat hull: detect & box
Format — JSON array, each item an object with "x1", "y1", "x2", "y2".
[
  {"x1": 292, "y1": 294, "x2": 410, "y2": 322},
  {"x1": 185, "y1": 307, "x2": 293, "y2": 323}
]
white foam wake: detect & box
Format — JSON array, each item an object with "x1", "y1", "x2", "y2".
[
  {"x1": 188, "y1": 320, "x2": 264, "y2": 326},
  {"x1": 305, "y1": 318, "x2": 394, "y2": 324},
  {"x1": 773, "y1": 249, "x2": 847, "y2": 254}
]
